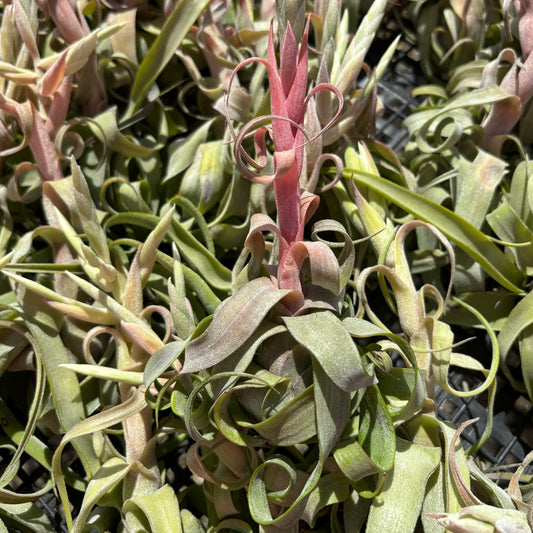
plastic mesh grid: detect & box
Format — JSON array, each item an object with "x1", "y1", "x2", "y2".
[
  {"x1": 372, "y1": 35, "x2": 422, "y2": 152},
  {"x1": 35, "y1": 491, "x2": 70, "y2": 533},
  {"x1": 0, "y1": 445, "x2": 71, "y2": 533},
  {"x1": 435, "y1": 372, "x2": 533, "y2": 469}
]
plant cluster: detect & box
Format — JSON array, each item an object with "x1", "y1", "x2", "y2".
[{"x1": 0, "y1": 0, "x2": 532, "y2": 532}]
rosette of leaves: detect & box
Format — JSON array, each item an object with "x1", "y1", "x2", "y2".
[
  {"x1": 399, "y1": 0, "x2": 503, "y2": 82},
  {"x1": 327, "y1": 143, "x2": 532, "y2": 531},
  {"x1": 0, "y1": 0, "x2": 242, "y2": 530},
  {"x1": 394, "y1": 1, "x2": 533, "y2": 402},
  {"x1": 142, "y1": 5, "x2": 531, "y2": 531},
  {"x1": 0, "y1": 149, "x2": 235, "y2": 531},
  {"x1": 0, "y1": 0, "x2": 290, "y2": 528}
]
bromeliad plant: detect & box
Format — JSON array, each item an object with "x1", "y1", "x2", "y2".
[
  {"x1": 144, "y1": 5, "x2": 532, "y2": 532},
  {"x1": 147, "y1": 16, "x2": 376, "y2": 529},
  {"x1": 0, "y1": 1, "x2": 234, "y2": 531},
  {"x1": 225, "y1": 16, "x2": 345, "y2": 303},
  {"x1": 398, "y1": 0, "x2": 533, "y2": 404},
  {"x1": 0, "y1": 0, "x2": 532, "y2": 532}
]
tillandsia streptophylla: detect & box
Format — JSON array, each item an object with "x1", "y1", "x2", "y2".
[
  {"x1": 0, "y1": 0, "x2": 112, "y2": 184},
  {"x1": 482, "y1": 0, "x2": 533, "y2": 153},
  {"x1": 225, "y1": 17, "x2": 344, "y2": 307}
]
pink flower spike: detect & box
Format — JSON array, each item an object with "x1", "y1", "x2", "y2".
[
  {"x1": 280, "y1": 22, "x2": 298, "y2": 98},
  {"x1": 267, "y1": 22, "x2": 292, "y2": 151},
  {"x1": 224, "y1": 15, "x2": 345, "y2": 298},
  {"x1": 285, "y1": 19, "x2": 310, "y2": 126}
]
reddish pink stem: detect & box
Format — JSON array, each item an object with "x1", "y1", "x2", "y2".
[{"x1": 275, "y1": 160, "x2": 301, "y2": 269}]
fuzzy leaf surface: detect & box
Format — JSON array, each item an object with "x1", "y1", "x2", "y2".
[
  {"x1": 183, "y1": 278, "x2": 292, "y2": 373},
  {"x1": 284, "y1": 311, "x2": 375, "y2": 392},
  {"x1": 346, "y1": 170, "x2": 525, "y2": 293},
  {"x1": 366, "y1": 438, "x2": 441, "y2": 533}
]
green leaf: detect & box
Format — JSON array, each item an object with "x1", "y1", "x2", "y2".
[
  {"x1": 164, "y1": 120, "x2": 215, "y2": 183},
  {"x1": 64, "y1": 271, "x2": 153, "y2": 329},
  {"x1": 210, "y1": 371, "x2": 287, "y2": 446},
  {"x1": 404, "y1": 86, "x2": 515, "y2": 153},
  {"x1": 0, "y1": 502, "x2": 52, "y2": 533},
  {"x1": 311, "y1": 218, "x2": 356, "y2": 289},
  {"x1": 144, "y1": 340, "x2": 187, "y2": 388},
  {"x1": 334, "y1": 386, "x2": 395, "y2": 483},
  {"x1": 487, "y1": 202, "x2": 533, "y2": 275},
  {"x1": 341, "y1": 316, "x2": 389, "y2": 337},
  {"x1": 104, "y1": 237, "x2": 223, "y2": 314},
  {"x1": 11, "y1": 284, "x2": 101, "y2": 479},
  {"x1": 170, "y1": 196, "x2": 215, "y2": 255},
  {"x1": 138, "y1": 207, "x2": 176, "y2": 284},
  {"x1": 284, "y1": 311, "x2": 375, "y2": 392},
  {"x1": 498, "y1": 289, "x2": 533, "y2": 397},
  {"x1": 70, "y1": 158, "x2": 111, "y2": 263},
  {"x1": 247, "y1": 361, "x2": 349, "y2": 528},
  {"x1": 180, "y1": 509, "x2": 206, "y2": 533},
  {"x1": 167, "y1": 247, "x2": 196, "y2": 338},
  {"x1": 518, "y1": 325, "x2": 533, "y2": 403},
  {"x1": 343, "y1": 490, "x2": 371, "y2": 533},
  {"x1": 421, "y1": 463, "x2": 447, "y2": 533},
  {"x1": 105, "y1": 212, "x2": 232, "y2": 291},
  {"x1": 313, "y1": 357, "x2": 351, "y2": 456},
  {"x1": 435, "y1": 298, "x2": 499, "y2": 405},
  {"x1": 182, "y1": 278, "x2": 291, "y2": 373},
  {"x1": 72, "y1": 458, "x2": 132, "y2": 533},
  {"x1": 248, "y1": 456, "x2": 305, "y2": 527},
  {"x1": 249, "y1": 386, "x2": 316, "y2": 446},
  {"x1": 331, "y1": 0, "x2": 388, "y2": 94},
  {"x1": 0, "y1": 61, "x2": 37, "y2": 84},
  {"x1": 50, "y1": 206, "x2": 117, "y2": 293},
  {"x1": 467, "y1": 458, "x2": 516, "y2": 510},
  {"x1": 510, "y1": 161, "x2": 533, "y2": 222},
  {"x1": 38, "y1": 30, "x2": 96, "y2": 74},
  {"x1": 378, "y1": 368, "x2": 426, "y2": 421},
  {"x1": 2, "y1": 271, "x2": 117, "y2": 325},
  {"x1": 301, "y1": 471, "x2": 350, "y2": 527},
  {"x1": 129, "y1": 0, "x2": 211, "y2": 110},
  {"x1": 366, "y1": 438, "x2": 441, "y2": 533},
  {"x1": 52, "y1": 390, "x2": 146, "y2": 530},
  {"x1": 178, "y1": 141, "x2": 230, "y2": 214},
  {"x1": 89, "y1": 107, "x2": 154, "y2": 158},
  {"x1": 442, "y1": 291, "x2": 516, "y2": 331},
  {"x1": 342, "y1": 317, "x2": 419, "y2": 369},
  {"x1": 345, "y1": 170, "x2": 525, "y2": 293},
  {"x1": 123, "y1": 484, "x2": 183, "y2": 533},
  {"x1": 454, "y1": 151, "x2": 506, "y2": 230},
  {"x1": 359, "y1": 385, "x2": 395, "y2": 468},
  {"x1": 212, "y1": 518, "x2": 253, "y2": 533},
  {"x1": 60, "y1": 364, "x2": 144, "y2": 385},
  {"x1": 430, "y1": 505, "x2": 531, "y2": 533},
  {"x1": 183, "y1": 323, "x2": 287, "y2": 440},
  {"x1": 0, "y1": 398, "x2": 55, "y2": 488}
]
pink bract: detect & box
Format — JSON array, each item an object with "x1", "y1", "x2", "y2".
[{"x1": 226, "y1": 17, "x2": 343, "y2": 293}]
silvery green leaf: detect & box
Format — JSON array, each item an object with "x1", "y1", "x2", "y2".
[
  {"x1": 183, "y1": 278, "x2": 292, "y2": 373},
  {"x1": 284, "y1": 311, "x2": 375, "y2": 392}
]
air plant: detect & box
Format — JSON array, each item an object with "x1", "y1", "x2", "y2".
[
  {"x1": 399, "y1": 0, "x2": 533, "y2": 402},
  {"x1": 0, "y1": 0, "x2": 532, "y2": 532},
  {"x1": 146, "y1": 4, "x2": 531, "y2": 531}
]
